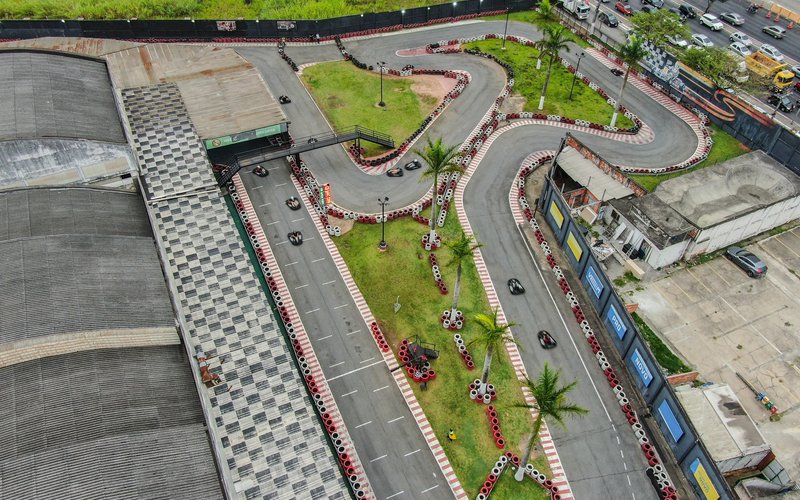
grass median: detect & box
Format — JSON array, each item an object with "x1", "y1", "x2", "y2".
[
  {"x1": 301, "y1": 61, "x2": 441, "y2": 157},
  {"x1": 334, "y1": 212, "x2": 550, "y2": 499},
  {"x1": 462, "y1": 39, "x2": 634, "y2": 128}
]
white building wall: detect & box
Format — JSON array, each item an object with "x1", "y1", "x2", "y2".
[
  {"x1": 686, "y1": 195, "x2": 800, "y2": 258},
  {"x1": 647, "y1": 239, "x2": 690, "y2": 269}
]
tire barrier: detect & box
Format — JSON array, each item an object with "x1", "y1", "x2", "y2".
[
  {"x1": 468, "y1": 379, "x2": 497, "y2": 405},
  {"x1": 370, "y1": 321, "x2": 391, "y2": 353},
  {"x1": 428, "y1": 252, "x2": 449, "y2": 295},
  {"x1": 398, "y1": 339, "x2": 436, "y2": 385},
  {"x1": 442, "y1": 308, "x2": 465, "y2": 330},
  {"x1": 485, "y1": 405, "x2": 506, "y2": 449},
  {"x1": 277, "y1": 45, "x2": 299, "y2": 72},
  {"x1": 453, "y1": 333, "x2": 475, "y2": 370}
]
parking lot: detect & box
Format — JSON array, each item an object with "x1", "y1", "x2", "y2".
[{"x1": 631, "y1": 225, "x2": 800, "y2": 479}]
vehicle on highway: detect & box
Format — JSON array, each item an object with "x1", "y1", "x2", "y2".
[
  {"x1": 253, "y1": 165, "x2": 269, "y2": 177},
  {"x1": 386, "y1": 166, "x2": 404, "y2": 177},
  {"x1": 726, "y1": 246, "x2": 767, "y2": 277},
  {"x1": 691, "y1": 34, "x2": 714, "y2": 48},
  {"x1": 667, "y1": 34, "x2": 689, "y2": 47},
  {"x1": 762, "y1": 25, "x2": 787, "y2": 39},
  {"x1": 730, "y1": 31, "x2": 753, "y2": 46},
  {"x1": 508, "y1": 278, "x2": 525, "y2": 295},
  {"x1": 538, "y1": 330, "x2": 558, "y2": 349},
  {"x1": 599, "y1": 11, "x2": 620, "y2": 27},
  {"x1": 404, "y1": 159, "x2": 422, "y2": 170},
  {"x1": 759, "y1": 43, "x2": 785, "y2": 62},
  {"x1": 644, "y1": 0, "x2": 664, "y2": 7},
  {"x1": 746, "y1": 51, "x2": 795, "y2": 90},
  {"x1": 699, "y1": 13, "x2": 724, "y2": 30},
  {"x1": 729, "y1": 42, "x2": 752, "y2": 57},
  {"x1": 615, "y1": 1, "x2": 632, "y2": 15},
  {"x1": 679, "y1": 3, "x2": 697, "y2": 18},
  {"x1": 562, "y1": 0, "x2": 591, "y2": 19},
  {"x1": 792, "y1": 64, "x2": 800, "y2": 76},
  {"x1": 767, "y1": 93, "x2": 796, "y2": 112},
  {"x1": 720, "y1": 12, "x2": 745, "y2": 25}
]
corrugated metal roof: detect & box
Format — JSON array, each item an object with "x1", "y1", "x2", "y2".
[{"x1": 557, "y1": 146, "x2": 634, "y2": 200}]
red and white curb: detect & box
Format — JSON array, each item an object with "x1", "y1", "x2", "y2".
[
  {"x1": 231, "y1": 175, "x2": 373, "y2": 499},
  {"x1": 289, "y1": 174, "x2": 469, "y2": 500}
]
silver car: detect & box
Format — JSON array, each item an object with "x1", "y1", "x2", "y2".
[
  {"x1": 726, "y1": 246, "x2": 767, "y2": 278},
  {"x1": 720, "y1": 12, "x2": 745, "y2": 25},
  {"x1": 729, "y1": 42, "x2": 752, "y2": 57},
  {"x1": 759, "y1": 43, "x2": 784, "y2": 62},
  {"x1": 762, "y1": 25, "x2": 787, "y2": 39},
  {"x1": 691, "y1": 34, "x2": 714, "y2": 48},
  {"x1": 729, "y1": 31, "x2": 753, "y2": 47}
]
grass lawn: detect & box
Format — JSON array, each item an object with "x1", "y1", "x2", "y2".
[
  {"x1": 463, "y1": 39, "x2": 634, "y2": 128},
  {"x1": 632, "y1": 124, "x2": 750, "y2": 192},
  {"x1": 301, "y1": 61, "x2": 439, "y2": 157},
  {"x1": 335, "y1": 212, "x2": 550, "y2": 499},
  {"x1": 632, "y1": 313, "x2": 692, "y2": 375}
]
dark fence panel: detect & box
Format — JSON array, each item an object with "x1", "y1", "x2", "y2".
[
  {"x1": 623, "y1": 336, "x2": 666, "y2": 404},
  {"x1": 542, "y1": 182, "x2": 571, "y2": 245},
  {"x1": 580, "y1": 256, "x2": 612, "y2": 313},
  {"x1": 600, "y1": 292, "x2": 636, "y2": 361},
  {"x1": 652, "y1": 385, "x2": 697, "y2": 459}
]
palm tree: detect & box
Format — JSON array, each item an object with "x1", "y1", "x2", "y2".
[
  {"x1": 514, "y1": 363, "x2": 588, "y2": 481},
  {"x1": 538, "y1": 25, "x2": 571, "y2": 110},
  {"x1": 415, "y1": 137, "x2": 463, "y2": 244},
  {"x1": 469, "y1": 308, "x2": 517, "y2": 395},
  {"x1": 610, "y1": 35, "x2": 647, "y2": 128},
  {"x1": 444, "y1": 231, "x2": 483, "y2": 323},
  {"x1": 536, "y1": 0, "x2": 558, "y2": 24}
]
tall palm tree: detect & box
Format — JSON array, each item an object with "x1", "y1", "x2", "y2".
[
  {"x1": 610, "y1": 36, "x2": 647, "y2": 128},
  {"x1": 469, "y1": 308, "x2": 517, "y2": 395},
  {"x1": 514, "y1": 363, "x2": 588, "y2": 481},
  {"x1": 538, "y1": 25, "x2": 571, "y2": 110},
  {"x1": 444, "y1": 231, "x2": 483, "y2": 323},
  {"x1": 415, "y1": 137, "x2": 463, "y2": 244},
  {"x1": 536, "y1": 0, "x2": 558, "y2": 23}
]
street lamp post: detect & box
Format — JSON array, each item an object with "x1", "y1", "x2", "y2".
[
  {"x1": 452, "y1": 1, "x2": 457, "y2": 17},
  {"x1": 502, "y1": 8, "x2": 510, "y2": 50},
  {"x1": 401, "y1": 9, "x2": 405, "y2": 26},
  {"x1": 378, "y1": 197, "x2": 389, "y2": 250},
  {"x1": 568, "y1": 52, "x2": 585, "y2": 100},
  {"x1": 377, "y1": 61, "x2": 386, "y2": 107}
]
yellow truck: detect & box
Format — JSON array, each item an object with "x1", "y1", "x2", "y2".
[{"x1": 745, "y1": 51, "x2": 795, "y2": 90}]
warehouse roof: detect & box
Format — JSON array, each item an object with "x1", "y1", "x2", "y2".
[{"x1": 557, "y1": 146, "x2": 635, "y2": 200}]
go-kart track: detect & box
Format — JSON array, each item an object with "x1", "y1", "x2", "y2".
[{"x1": 230, "y1": 18, "x2": 702, "y2": 500}]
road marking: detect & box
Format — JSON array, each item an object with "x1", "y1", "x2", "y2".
[
  {"x1": 285, "y1": 261, "x2": 298, "y2": 266},
  {"x1": 616, "y1": 436, "x2": 620, "y2": 445},
  {"x1": 291, "y1": 217, "x2": 305, "y2": 223},
  {"x1": 341, "y1": 389, "x2": 358, "y2": 397},
  {"x1": 623, "y1": 462, "x2": 628, "y2": 471},
  {"x1": 330, "y1": 361, "x2": 345, "y2": 368},
  {"x1": 306, "y1": 308, "x2": 320, "y2": 314},
  {"x1": 318, "y1": 334, "x2": 333, "y2": 341},
  {"x1": 326, "y1": 360, "x2": 384, "y2": 381},
  {"x1": 252, "y1": 185, "x2": 264, "y2": 190},
  {"x1": 385, "y1": 491, "x2": 405, "y2": 499},
  {"x1": 305, "y1": 236, "x2": 315, "y2": 241},
  {"x1": 295, "y1": 284, "x2": 308, "y2": 289},
  {"x1": 373, "y1": 385, "x2": 389, "y2": 393},
  {"x1": 404, "y1": 449, "x2": 421, "y2": 457},
  {"x1": 275, "y1": 241, "x2": 288, "y2": 246},
  {"x1": 370, "y1": 454, "x2": 387, "y2": 463},
  {"x1": 346, "y1": 330, "x2": 360, "y2": 336},
  {"x1": 259, "y1": 202, "x2": 271, "y2": 207},
  {"x1": 334, "y1": 304, "x2": 348, "y2": 310},
  {"x1": 275, "y1": 182, "x2": 288, "y2": 187},
  {"x1": 355, "y1": 420, "x2": 372, "y2": 429},
  {"x1": 266, "y1": 221, "x2": 281, "y2": 226},
  {"x1": 421, "y1": 485, "x2": 439, "y2": 494},
  {"x1": 312, "y1": 258, "x2": 326, "y2": 263},
  {"x1": 360, "y1": 357, "x2": 375, "y2": 364},
  {"x1": 322, "y1": 280, "x2": 336, "y2": 285},
  {"x1": 619, "y1": 449, "x2": 625, "y2": 459},
  {"x1": 627, "y1": 475, "x2": 632, "y2": 486},
  {"x1": 388, "y1": 416, "x2": 405, "y2": 423}
]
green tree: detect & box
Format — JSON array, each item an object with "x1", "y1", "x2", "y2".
[
  {"x1": 514, "y1": 363, "x2": 588, "y2": 481},
  {"x1": 415, "y1": 137, "x2": 463, "y2": 244},
  {"x1": 682, "y1": 46, "x2": 748, "y2": 90},
  {"x1": 443, "y1": 231, "x2": 483, "y2": 324},
  {"x1": 630, "y1": 9, "x2": 690, "y2": 48},
  {"x1": 536, "y1": 0, "x2": 558, "y2": 24},
  {"x1": 538, "y1": 25, "x2": 571, "y2": 110},
  {"x1": 610, "y1": 35, "x2": 648, "y2": 128},
  {"x1": 469, "y1": 308, "x2": 518, "y2": 395}
]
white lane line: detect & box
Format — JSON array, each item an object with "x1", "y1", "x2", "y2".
[
  {"x1": 616, "y1": 436, "x2": 621, "y2": 445},
  {"x1": 259, "y1": 202, "x2": 271, "y2": 207},
  {"x1": 346, "y1": 330, "x2": 361, "y2": 336},
  {"x1": 370, "y1": 454, "x2": 388, "y2": 463},
  {"x1": 627, "y1": 476, "x2": 632, "y2": 486},
  {"x1": 619, "y1": 449, "x2": 625, "y2": 459},
  {"x1": 334, "y1": 304, "x2": 349, "y2": 310},
  {"x1": 360, "y1": 357, "x2": 376, "y2": 364},
  {"x1": 275, "y1": 182, "x2": 288, "y2": 187},
  {"x1": 306, "y1": 308, "x2": 320, "y2": 314},
  {"x1": 404, "y1": 449, "x2": 421, "y2": 457},
  {"x1": 266, "y1": 221, "x2": 281, "y2": 226},
  {"x1": 312, "y1": 258, "x2": 326, "y2": 263},
  {"x1": 275, "y1": 241, "x2": 288, "y2": 246},
  {"x1": 386, "y1": 491, "x2": 405, "y2": 499},
  {"x1": 373, "y1": 385, "x2": 389, "y2": 393},
  {"x1": 317, "y1": 334, "x2": 333, "y2": 341},
  {"x1": 388, "y1": 416, "x2": 405, "y2": 424},
  {"x1": 330, "y1": 361, "x2": 345, "y2": 368},
  {"x1": 295, "y1": 284, "x2": 309, "y2": 289},
  {"x1": 341, "y1": 389, "x2": 358, "y2": 397},
  {"x1": 291, "y1": 218, "x2": 306, "y2": 223},
  {"x1": 322, "y1": 280, "x2": 336, "y2": 285},
  {"x1": 305, "y1": 236, "x2": 316, "y2": 241},
  {"x1": 326, "y1": 360, "x2": 384, "y2": 381},
  {"x1": 421, "y1": 485, "x2": 439, "y2": 494},
  {"x1": 285, "y1": 261, "x2": 298, "y2": 266},
  {"x1": 252, "y1": 185, "x2": 264, "y2": 190},
  {"x1": 355, "y1": 420, "x2": 372, "y2": 429}
]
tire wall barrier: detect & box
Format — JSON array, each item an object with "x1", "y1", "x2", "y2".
[{"x1": 531, "y1": 170, "x2": 733, "y2": 499}]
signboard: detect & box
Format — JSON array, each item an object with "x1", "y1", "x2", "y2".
[
  {"x1": 631, "y1": 348, "x2": 653, "y2": 387},
  {"x1": 277, "y1": 20, "x2": 296, "y2": 30},
  {"x1": 566, "y1": 232, "x2": 583, "y2": 261},
  {"x1": 690, "y1": 459, "x2": 720, "y2": 500},
  {"x1": 216, "y1": 21, "x2": 237, "y2": 31},
  {"x1": 323, "y1": 183, "x2": 332, "y2": 205},
  {"x1": 549, "y1": 201, "x2": 564, "y2": 228},
  {"x1": 586, "y1": 266, "x2": 603, "y2": 298},
  {"x1": 204, "y1": 124, "x2": 285, "y2": 150},
  {"x1": 607, "y1": 304, "x2": 626, "y2": 339},
  {"x1": 318, "y1": 186, "x2": 324, "y2": 203},
  {"x1": 658, "y1": 400, "x2": 684, "y2": 442}
]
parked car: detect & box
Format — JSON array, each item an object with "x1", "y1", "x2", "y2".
[
  {"x1": 679, "y1": 3, "x2": 697, "y2": 18},
  {"x1": 726, "y1": 246, "x2": 768, "y2": 277},
  {"x1": 767, "y1": 93, "x2": 796, "y2": 112},
  {"x1": 792, "y1": 64, "x2": 800, "y2": 77},
  {"x1": 599, "y1": 11, "x2": 619, "y2": 26},
  {"x1": 640, "y1": 5, "x2": 656, "y2": 14},
  {"x1": 404, "y1": 159, "x2": 422, "y2": 170},
  {"x1": 253, "y1": 165, "x2": 269, "y2": 177},
  {"x1": 615, "y1": 1, "x2": 633, "y2": 15},
  {"x1": 762, "y1": 25, "x2": 787, "y2": 39},
  {"x1": 728, "y1": 42, "x2": 752, "y2": 57},
  {"x1": 720, "y1": 12, "x2": 745, "y2": 25},
  {"x1": 386, "y1": 166, "x2": 404, "y2": 177},
  {"x1": 508, "y1": 278, "x2": 525, "y2": 295},
  {"x1": 644, "y1": 0, "x2": 664, "y2": 7},
  {"x1": 538, "y1": 330, "x2": 558, "y2": 349},
  {"x1": 729, "y1": 31, "x2": 753, "y2": 46},
  {"x1": 691, "y1": 34, "x2": 714, "y2": 48},
  {"x1": 759, "y1": 43, "x2": 784, "y2": 61},
  {"x1": 699, "y1": 13, "x2": 723, "y2": 30},
  {"x1": 667, "y1": 34, "x2": 689, "y2": 47}
]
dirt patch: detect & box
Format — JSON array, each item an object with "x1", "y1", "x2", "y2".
[
  {"x1": 410, "y1": 74, "x2": 457, "y2": 104},
  {"x1": 500, "y1": 94, "x2": 526, "y2": 115},
  {"x1": 328, "y1": 215, "x2": 355, "y2": 235}
]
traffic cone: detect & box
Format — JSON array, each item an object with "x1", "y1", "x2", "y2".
[
  {"x1": 789, "y1": 21, "x2": 795, "y2": 29},
  {"x1": 766, "y1": 10, "x2": 772, "y2": 18}
]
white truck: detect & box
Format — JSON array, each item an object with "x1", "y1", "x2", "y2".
[{"x1": 562, "y1": 0, "x2": 591, "y2": 20}]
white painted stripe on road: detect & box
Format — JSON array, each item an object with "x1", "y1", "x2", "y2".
[
  {"x1": 388, "y1": 416, "x2": 405, "y2": 424},
  {"x1": 295, "y1": 284, "x2": 309, "y2": 289},
  {"x1": 330, "y1": 361, "x2": 345, "y2": 368},
  {"x1": 266, "y1": 221, "x2": 281, "y2": 226},
  {"x1": 341, "y1": 389, "x2": 358, "y2": 397},
  {"x1": 312, "y1": 258, "x2": 326, "y2": 263},
  {"x1": 291, "y1": 217, "x2": 305, "y2": 223},
  {"x1": 360, "y1": 357, "x2": 375, "y2": 364},
  {"x1": 285, "y1": 261, "x2": 298, "y2": 266},
  {"x1": 317, "y1": 334, "x2": 333, "y2": 341},
  {"x1": 306, "y1": 308, "x2": 320, "y2": 314},
  {"x1": 322, "y1": 280, "x2": 336, "y2": 285},
  {"x1": 326, "y1": 360, "x2": 384, "y2": 381},
  {"x1": 345, "y1": 330, "x2": 360, "y2": 336},
  {"x1": 404, "y1": 449, "x2": 421, "y2": 457},
  {"x1": 259, "y1": 202, "x2": 271, "y2": 207},
  {"x1": 421, "y1": 485, "x2": 439, "y2": 494},
  {"x1": 370, "y1": 454, "x2": 387, "y2": 463},
  {"x1": 355, "y1": 420, "x2": 372, "y2": 429},
  {"x1": 373, "y1": 385, "x2": 389, "y2": 393},
  {"x1": 334, "y1": 304, "x2": 348, "y2": 310},
  {"x1": 275, "y1": 241, "x2": 288, "y2": 246},
  {"x1": 275, "y1": 182, "x2": 288, "y2": 187},
  {"x1": 385, "y1": 491, "x2": 405, "y2": 499}
]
